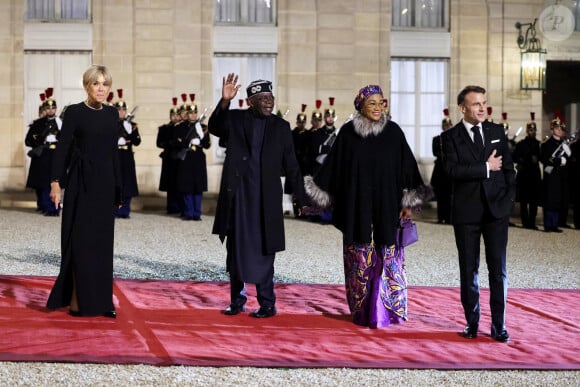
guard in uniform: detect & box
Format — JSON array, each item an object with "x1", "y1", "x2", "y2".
[
  {"x1": 430, "y1": 108, "x2": 453, "y2": 224},
  {"x1": 172, "y1": 93, "x2": 211, "y2": 220},
  {"x1": 114, "y1": 89, "x2": 141, "y2": 218},
  {"x1": 25, "y1": 88, "x2": 61, "y2": 216},
  {"x1": 513, "y1": 112, "x2": 542, "y2": 229},
  {"x1": 540, "y1": 116, "x2": 570, "y2": 232},
  {"x1": 157, "y1": 97, "x2": 182, "y2": 214}
]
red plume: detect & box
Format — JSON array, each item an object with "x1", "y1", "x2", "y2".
[
  {"x1": 328, "y1": 97, "x2": 335, "y2": 106},
  {"x1": 39, "y1": 93, "x2": 46, "y2": 102},
  {"x1": 443, "y1": 108, "x2": 449, "y2": 116},
  {"x1": 502, "y1": 112, "x2": 507, "y2": 120},
  {"x1": 301, "y1": 104, "x2": 307, "y2": 113},
  {"x1": 316, "y1": 99, "x2": 322, "y2": 110},
  {"x1": 189, "y1": 93, "x2": 195, "y2": 102},
  {"x1": 45, "y1": 88, "x2": 53, "y2": 98},
  {"x1": 117, "y1": 89, "x2": 123, "y2": 99},
  {"x1": 239, "y1": 99, "x2": 244, "y2": 108},
  {"x1": 487, "y1": 106, "x2": 492, "y2": 116},
  {"x1": 530, "y1": 112, "x2": 535, "y2": 121},
  {"x1": 181, "y1": 93, "x2": 187, "y2": 103},
  {"x1": 107, "y1": 92, "x2": 114, "y2": 103},
  {"x1": 245, "y1": 98, "x2": 250, "y2": 106},
  {"x1": 554, "y1": 108, "x2": 561, "y2": 119},
  {"x1": 172, "y1": 97, "x2": 178, "y2": 106}
]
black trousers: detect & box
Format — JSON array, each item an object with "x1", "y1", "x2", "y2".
[
  {"x1": 226, "y1": 236, "x2": 276, "y2": 308},
  {"x1": 453, "y1": 214, "x2": 508, "y2": 330}
]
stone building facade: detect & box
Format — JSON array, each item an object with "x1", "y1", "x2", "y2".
[{"x1": 1, "y1": 0, "x2": 579, "y2": 194}]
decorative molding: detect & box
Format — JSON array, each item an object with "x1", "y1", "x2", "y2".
[
  {"x1": 213, "y1": 26, "x2": 278, "y2": 54},
  {"x1": 391, "y1": 31, "x2": 451, "y2": 58},
  {"x1": 24, "y1": 23, "x2": 93, "y2": 51}
]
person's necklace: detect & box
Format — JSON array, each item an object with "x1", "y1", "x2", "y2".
[{"x1": 84, "y1": 100, "x2": 103, "y2": 110}]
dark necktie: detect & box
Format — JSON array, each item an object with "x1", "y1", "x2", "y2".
[{"x1": 471, "y1": 125, "x2": 484, "y2": 151}]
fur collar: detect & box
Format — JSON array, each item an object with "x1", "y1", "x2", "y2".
[{"x1": 352, "y1": 111, "x2": 388, "y2": 138}]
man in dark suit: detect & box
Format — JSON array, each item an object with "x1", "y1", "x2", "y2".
[
  {"x1": 208, "y1": 74, "x2": 308, "y2": 319},
  {"x1": 441, "y1": 85, "x2": 515, "y2": 343}
]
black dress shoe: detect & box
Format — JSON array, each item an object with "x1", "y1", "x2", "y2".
[
  {"x1": 461, "y1": 324, "x2": 478, "y2": 339},
  {"x1": 103, "y1": 310, "x2": 117, "y2": 319},
  {"x1": 249, "y1": 306, "x2": 277, "y2": 318},
  {"x1": 223, "y1": 304, "x2": 246, "y2": 316},
  {"x1": 68, "y1": 309, "x2": 82, "y2": 317},
  {"x1": 491, "y1": 326, "x2": 510, "y2": 343}
]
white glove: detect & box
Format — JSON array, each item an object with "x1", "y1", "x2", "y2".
[
  {"x1": 118, "y1": 137, "x2": 127, "y2": 146},
  {"x1": 560, "y1": 157, "x2": 567, "y2": 166},
  {"x1": 563, "y1": 143, "x2": 571, "y2": 157},
  {"x1": 191, "y1": 138, "x2": 201, "y2": 146},
  {"x1": 195, "y1": 122, "x2": 204, "y2": 139},
  {"x1": 45, "y1": 134, "x2": 57, "y2": 143},
  {"x1": 123, "y1": 121, "x2": 132, "y2": 134}
]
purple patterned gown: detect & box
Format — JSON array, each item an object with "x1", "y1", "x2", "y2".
[{"x1": 343, "y1": 242, "x2": 407, "y2": 328}]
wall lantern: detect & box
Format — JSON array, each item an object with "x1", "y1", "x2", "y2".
[{"x1": 515, "y1": 18, "x2": 547, "y2": 90}]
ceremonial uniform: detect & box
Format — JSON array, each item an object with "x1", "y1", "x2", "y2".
[
  {"x1": 513, "y1": 114, "x2": 541, "y2": 229},
  {"x1": 540, "y1": 127, "x2": 570, "y2": 232},
  {"x1": 173, "y1": 99, "x2": 210, "y2": 220},
  {"x1": 25, "y1": 90, "x2": 61, "y2": 216}
]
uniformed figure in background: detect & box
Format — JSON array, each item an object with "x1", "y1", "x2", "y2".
[
  {"x1": 430, "y1": 108, "x2": 453, "y2": 224},
  {"x1": 157, "y1": 97, "x2": 182, "y2": 214},
  {"x1": 25, "y1": 88, "x2": 62, "y2": 216},
  {"x1": 114, "y1": 89, "x2": 141, "y2": 219},
  {"x1": 513, "y1": 112, "x2": 541, "y2": 229},
  {"x1": 540, "y1": 116, "x2": 570, "y2": 232},
  {"x1": 309, "y1": 97, "x2": 338, "y2": 223},
  {"x1": 172, "y1": 94, "x2": 210, "y2": 221},
  {"x1": 311, "y1": 97, "x2": 338, "y2": 175},
  {"x1": 292, "y1": 103, "x2": 312, "y2": 178}
]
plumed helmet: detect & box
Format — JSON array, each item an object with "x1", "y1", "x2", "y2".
[{"x1": 312, "y1": 99, "x2": 323, "y2": 120}]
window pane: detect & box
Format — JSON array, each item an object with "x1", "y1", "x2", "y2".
[
  {"x1": 215, "y1": 0, "x2": 240, "y2": 23},
  {"x1": 392, "y1": 0, "x2": 446, "y2": 29},
  {"x1": 27, "y1": 0, "x2": 55, "y2": 20},
  {"x1": 61, "y1": 0, "x2": 89, "y2": 20},
  {"x1": 391, "y1": 61, "x2": 415, "y2": 92},
  {"x1": 420, "y1": 61, "x2": 445, "y2": 92},
  {"x1": 248, "y1": 0, "x2": 273, "y2": 24}
]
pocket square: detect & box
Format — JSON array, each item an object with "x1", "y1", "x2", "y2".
[{"x1": 491, "y1": 139, "x2": 500, "y2": 143}]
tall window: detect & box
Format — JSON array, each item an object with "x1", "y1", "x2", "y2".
[
  {"x1": 26, "y1": 0, "x2": 90, "y2": 21},
  {"x1": 215, "y1": 0, "x2": 275, "y2": 25},
  {"x1": 390, "y1": 59, "x2": 449, "y2": 159},
  {"x1": 392, "y1": 0, "x2": 448, "y2": 29}
]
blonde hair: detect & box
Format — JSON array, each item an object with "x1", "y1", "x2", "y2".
[{"x1": 82, "y1": 64, "x2": 112, "y2": 90}]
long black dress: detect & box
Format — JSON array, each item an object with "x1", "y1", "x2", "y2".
[{"x1": 46, "y1": 102, "x2": 121, "y2": 316}]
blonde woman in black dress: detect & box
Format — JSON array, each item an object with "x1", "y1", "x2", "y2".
[{"x1": 47, "y1": 65, "x2": 121, "y2": 318}]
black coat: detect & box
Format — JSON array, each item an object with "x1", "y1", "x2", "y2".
[
  {"x1": 310, "y1": 115, "x2": 425, "y2": 246},
  {"x1": 441, "y1": 121, "x2": 516, "y2": 224},
  {"x1": 513, "y1": 136, "x2": 541, "y2": 202},
  {"x1": 117, "y1": 120, "x2": 141, "y2": 197},
  {"x1": 156, "y1": 122, "x2": 178, "y2": 192},
  {"x1": 209, "y1": 100, "x2": 306, "y2": 253},
  {"x1": 173, "y1": 120, "x2": 211, "y2": 194},
  {"x1": 46, "y1": 102, "x2": 121, "y2": 316},
  {"x1": 25, "y1": 116, "x2": 60, "y2": 189},
  {"x1": 540, "y1": 136, "x2": 569, "y2": 210}
]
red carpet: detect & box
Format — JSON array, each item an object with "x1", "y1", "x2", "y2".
[{"x1": 0, "y1": 275, "x2": 578, "y2": 369}]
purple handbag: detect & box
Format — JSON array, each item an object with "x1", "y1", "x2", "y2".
[{"x1": 396, "y1": 218, "x2": 418, "y2": 247}]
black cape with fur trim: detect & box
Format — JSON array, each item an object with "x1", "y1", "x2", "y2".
[{"x1": 306, "y1": 114, "x2": 428, "y2": 246}]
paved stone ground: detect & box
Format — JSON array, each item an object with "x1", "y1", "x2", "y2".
[{"x1": 0, "y1": 193, "x2": 578, "y2": 386}]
